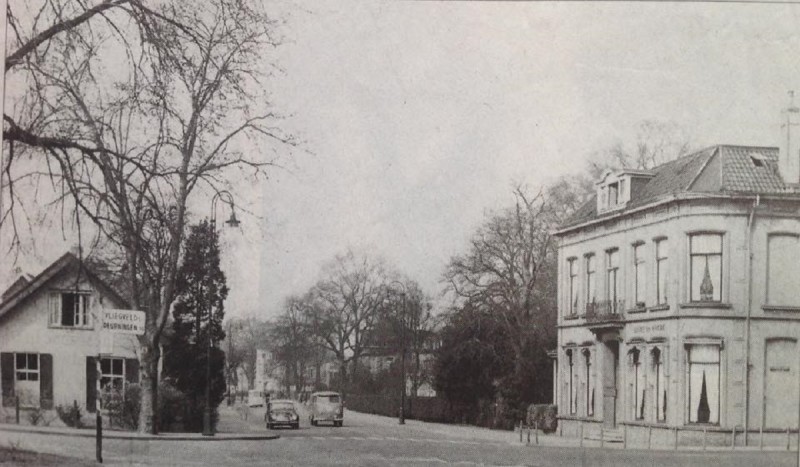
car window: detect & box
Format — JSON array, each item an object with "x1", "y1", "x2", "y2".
[
  {"x1": 270, "y1": 402, "x2": 294, "y2": 410},
  {"x1": 320, "y1": 395, "x2": 340, "y2": 404}
]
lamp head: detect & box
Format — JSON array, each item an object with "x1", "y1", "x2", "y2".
[{"x1": 225, "y1": 210, "x2": 240, "y2": 228}]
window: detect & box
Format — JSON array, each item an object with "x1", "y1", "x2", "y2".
[
  {"x1": 608, "y1": 182, "x2": 619, "y2": 206},
  {"x1": 583, "y1": 349, "x2": 594, "y2": 416},
  {"x1": 690, "y1": 234, "x2": 723, "y2": 302},
  {"x1": 585, "y1": 255, "x2": 596, "y2": 309},
  {"x1": 652, "y1": 347, "x2": 666, "y2": 422},
  {"x1": 606, "y1": 249, "x2": 620, "y2": 310},
  {"x1": 15, "y1": 353, "x2": 39, "y2": 382},
  {"x1": 566, "y1": 349, "x2": 577, "y2": 415},
  {"x1": 100, "y1": 358, "x2": 125, "y2": 392},
  {"x1": 655, "y1": 239, "x2": 669, "y2": 305},
  {"x1": 49, "y1": 292, "x2": 91, "y2": 328},
  {"x1": 630, "y1": 348, "x2": 645, "y2": 420},
  {"x1": 687, "y1": 345, "x2": 720, "y2": 424},
  {"x1": 633, "y1": 243, "x2": 646, "y2": 307},
  {"x1": 567, "y1": 258, "x2": 578, "y2": 316},
  {"x1": 767, "y1": 234, "x2": 800, "y2": 306}
]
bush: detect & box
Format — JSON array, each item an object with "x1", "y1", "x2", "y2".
[
  {"x1": 26, "y1": 407, "x2": 45, "y2": 426},
  {"x1": 526, "y1": 404, "x2": 557, "y2": 433},
  {"x1": 55, "y1": 403, "x2": 84, "y2": 428}
]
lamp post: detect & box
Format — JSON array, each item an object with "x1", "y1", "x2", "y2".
[
  {"x1": 387, "y1": 281, "x2": 407, "y2": 425},
  {"x1": 203, "y1": 190, "x2": 240, "y2": 436}
]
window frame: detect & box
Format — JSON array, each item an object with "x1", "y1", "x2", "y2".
[
  {"x1": 15, "y1": 353, "x2": 39, "y2": 382},
  {"x1": 566, "y1": 349, "x2": 577, "y2": 415},
  {"x1": 686, "y1": 344, "x2": 721, "y2": 425},
  {"x1": 49, "y1": 291, "x2": 93, "y2": 329},
  {"x1": 655, "y1": 238, "x2": 669, "y2": 306},
  {"x1": 582, "y1": 348, "x2": 593, "y2": 417},
  {"x1": 585, "y1": 254, "x2": 596, "y2": 310},
  {"x1": 688, "y1": 233, "x2": 723, "y2": 303},
  {"x1": 633, "y1": 242, "x2": 646, "y2": 307},
  {"x1": 766, "y1": 233, "x2": 800, "y2": 306},
  {"x1": 567, "y1": 258, "x2": 578, "y2": 316},
  {"x1": 606, "y1": 249, "x2": 620, "y2": 309},
  {"x1": 630, "y1": 347, "x2": 645, "y2": 420},
  {"x1": 652, "y1": 347, "x2": 666, "y2": 422}
]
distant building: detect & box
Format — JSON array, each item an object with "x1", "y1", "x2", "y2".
[
  {"x1": 554, "y1": 118, "x2": 800, "y2": 445},
  {"x1": 0, "y1": 253, "x2": 139, "y2": 414}
]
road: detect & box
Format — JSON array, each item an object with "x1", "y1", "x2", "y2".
[{"x1": 0, "y1": 404, "x2": 797, "y2": 466}]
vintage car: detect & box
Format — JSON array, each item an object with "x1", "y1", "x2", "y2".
[
  {"x1": 266, "y1": 399, "x2": 300, "y2": 429},
  {"x1": 308, "y1": 391, "x2": 343, "y2": 427}
]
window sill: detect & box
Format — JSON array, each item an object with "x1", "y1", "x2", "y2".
[
  {"x1": 762, "y1": 305, "x2": 800, "y2": 312},
  {"x1": 627, "y1": 307, "x2": 646, "y2": 314},
  {"x1": 679, "y1": 302, "x2": 732, "y2": 310},
  {"x1": 648, "y1": 304, "x2": 670, "y2": 312},
  {"x1": 563, "y1": 314, "x2": 581, "y2": 321}
]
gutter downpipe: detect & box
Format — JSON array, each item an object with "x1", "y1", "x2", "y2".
[{"x1": 744, "y1": 194, "x2": 759, "y2": 443}]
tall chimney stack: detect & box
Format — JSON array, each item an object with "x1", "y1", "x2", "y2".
[{"x1": 780, "y1": 90, "x2": 800, "y2": 185}]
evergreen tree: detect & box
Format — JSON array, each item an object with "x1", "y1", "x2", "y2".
[{"x1": 164, "y1": 220, "x2": 229, "y2": 431}]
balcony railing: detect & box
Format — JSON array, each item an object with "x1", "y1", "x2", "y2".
[{"x1": 585, "y1": 299, "x2": 625, "y2": 323}]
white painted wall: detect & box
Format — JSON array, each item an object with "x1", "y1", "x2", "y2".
[{"x1": 0, "y1": 269, "x2": 138, "y2": 410}]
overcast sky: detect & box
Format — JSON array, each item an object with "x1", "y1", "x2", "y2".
[{"x1": 3, "y1": 1, "x2": 800, "y2": 320}]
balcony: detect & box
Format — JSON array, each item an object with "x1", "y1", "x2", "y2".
[{"x1": 585, "y1": 299, "x2": 625, "y2": 333}]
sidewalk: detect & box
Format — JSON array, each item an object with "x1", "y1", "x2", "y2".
[
  {"x1": 346, "y1": 409, "x2": 800, "y2": 453},
  {"x1": 0, "y1": 405, "x2": 277, "y2": 441}
]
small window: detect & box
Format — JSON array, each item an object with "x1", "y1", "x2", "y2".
[
  {"x1": 100, "y1": 357, "x2": 125, "y2": 392},
  {"x1": 15, "y1": 353, "x2": 39, "y2": 382},
  {"x1": 50, "y1": 292, "x2": 91, "y2": 328},
  {"x1": 608, "y1": 182, "x2": 619, "y2": 206}
]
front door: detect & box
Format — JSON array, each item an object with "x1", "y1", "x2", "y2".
[
  {"x1": 765, "y1": 339, "x2": 798, "y2": 429},
  {"x1": 602, "y1": 340, "x2": 619, "y2": 428}
]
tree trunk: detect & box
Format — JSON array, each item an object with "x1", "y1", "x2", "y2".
[{"x1": 138, "y1": 343, "x2": 160, "y2": 434}]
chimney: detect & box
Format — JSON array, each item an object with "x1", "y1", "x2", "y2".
[{"x1": 780, "y1": 90, "x2": 800, "y2": 185}]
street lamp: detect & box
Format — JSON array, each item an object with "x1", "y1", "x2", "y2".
[
  {"x1": 387, "y1": 280, "x2": 407, "y2": 425},
  {"x1": 203, "y1": 190, "x2": 240, "y2": 436}
]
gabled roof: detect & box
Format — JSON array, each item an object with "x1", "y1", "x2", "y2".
[
  {"x1": 0, "y1": 252, "x2": 129, "y2": 322},
  {"x1": 559, "y1": 145, "x2": 796, "y2": 232}
]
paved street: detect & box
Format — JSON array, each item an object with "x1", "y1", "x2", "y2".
[{"x1": 0, "y1": 404, "x2": 797, "y2": 466}]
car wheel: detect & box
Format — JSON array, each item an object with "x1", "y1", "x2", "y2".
[
  {"x1": 292, "y1": 422, "x2": 299, "y2": 430},
  {"x1": 266, "y1": 423, "x2": 272, "y2": 430}
]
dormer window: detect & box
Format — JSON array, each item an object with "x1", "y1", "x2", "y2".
[{"x1": 596, "y1": 169, "x2": 654, "y2": 213}]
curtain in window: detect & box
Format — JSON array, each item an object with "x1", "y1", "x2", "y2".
[
  {"x1": 688, "y1": 345, "x2": 720, "y2": 423},
  {"x1": 690, "y1": 234, "x2": 722, "y2": 302}
]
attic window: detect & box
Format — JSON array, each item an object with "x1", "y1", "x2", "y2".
[
  {"x1": 608, "y1": 182, "x2": 619, "y2": 206},
  {"x1": 750, "y1": 153, "x2": 767, "y2": 168}
]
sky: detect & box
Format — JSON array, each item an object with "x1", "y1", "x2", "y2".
[{"x1": 3, "y1": 1, "x2": 800, "y2": 320}]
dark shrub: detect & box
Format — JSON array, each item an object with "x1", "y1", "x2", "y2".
[
  {"x1": 527, "y1": 404, "x2": 558, "y2": 433},
  {"x1": 55, "y1": 403, "x2": 84, "y2": 428}
]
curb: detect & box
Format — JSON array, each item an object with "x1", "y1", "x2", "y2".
[{"x1": 0, "y1": 424, "x2": 279, "y2": 441}]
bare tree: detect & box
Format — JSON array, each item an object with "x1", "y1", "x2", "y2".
[
  {"x1": 2, "y1": 0, "x2": 294, "y2": 432},
  {"x1": 443, "y1": 186, "x2": 559, "y2": 404},
  {"x1": 587, "y1": 119, "x2": 694, "y2": 176},
  {"x1": 270, "y1": 295, "x2": 318, "y2": 396},
  {"x1": 305, "y1": 250, "x2": 389, "y2": 398}
]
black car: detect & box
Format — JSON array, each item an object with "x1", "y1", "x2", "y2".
[{"x1": 266, "y1": 399, "x2": 300, "y2": 429}]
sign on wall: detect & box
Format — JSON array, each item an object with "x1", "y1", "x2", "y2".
[{"x1": 101, "y1": 309, "x2": 146, "y2": 335}]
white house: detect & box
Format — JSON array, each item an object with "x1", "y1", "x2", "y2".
[{"x1": 0, "y1": 252, "x2": 139, "y2": 414}]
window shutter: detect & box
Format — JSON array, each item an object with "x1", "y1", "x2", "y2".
[
  {"x1": 125, "y1": 358, "x2": 139, "y2": 384},
  {"x1": 1, "y1": 353, "x2": 14, "y2": 407},
  {"x1": 40, "y1": 354, "x2": 53, "y2": 409},
  {"x1": 86, "y1": 357, "x2": 96, "y2": 413},
  {"x1": 49, "y1": 293, "x2": 60, "y2": 325}
]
